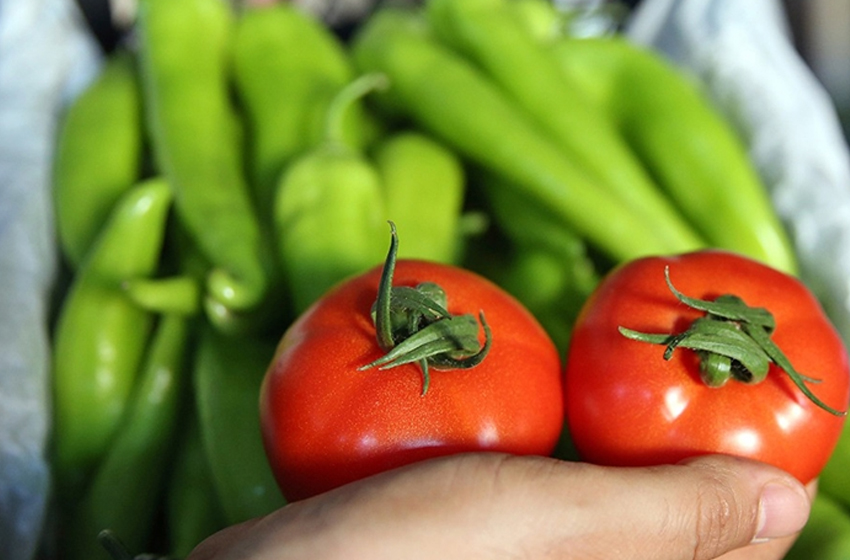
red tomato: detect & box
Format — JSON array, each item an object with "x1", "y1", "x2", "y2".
[
  {"x1": 564, "y1": 250, "x2": 849, "y2": 483},
  {"x1": 260, "y1": 260, "x2": 564, "y2": 501}
]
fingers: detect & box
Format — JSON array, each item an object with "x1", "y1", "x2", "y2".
[
  {"x1": 714, "y1": 479, "x2": 817, "y2": 560},
  {"x1": 187, "y1": 452, "x2": 811, "y2": 560}
]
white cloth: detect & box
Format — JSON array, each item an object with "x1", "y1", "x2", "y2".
[{"x1": 0, "y1": 0, "x2": 101, "y2": 558}]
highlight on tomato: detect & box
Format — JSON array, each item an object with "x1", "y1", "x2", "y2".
[
  {"x1": 564, "y1": 250, "x2": 850, "y2": 484},
  {"x1": 260, "y1": 223, "x2": 565, "y2": 502}
]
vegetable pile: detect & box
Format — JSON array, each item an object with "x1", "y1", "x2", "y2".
[{"x1": 47, "y1": 0, "x2": 850, "y2": 557}]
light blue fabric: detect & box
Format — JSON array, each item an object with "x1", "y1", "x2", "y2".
[{"x1": 0, "y1": 0, "x2": 100, "y2": 557}]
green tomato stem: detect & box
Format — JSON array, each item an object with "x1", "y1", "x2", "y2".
[
  {"x1": 620, "y1": 266, "x2": 846, "y2": 416},
  {"x1": 362, "y1": 221, "x2": 492, "y2": 396}
]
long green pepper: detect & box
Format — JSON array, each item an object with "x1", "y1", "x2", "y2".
[
  {"x1": 549, "y1": 35, "x2": 797, "y2": 274},
  {"x1": 482, "y1": 174, "x2": 598, "y2": 353},
  {"x1": 351, "y1": 8, "x2": 691, "y2": 263},
  {"x1": 233, "y1": 3, "x2": 379, "y2": 214},
  {"x1": 53, "y1": 50, "x2": 144, "y2": 268},
  {"x1": 52, "y1": 178, "x2": 172, "y2": 501},
  {"x1": 166, "y1": 415, "x2": 227, "y2": 557},
  {"x1": 63, "y1": 314, "x2": 192, "y2": 560},
  {"x1": 193, "y1": 327, "x2": 286, "y2": 525},
  {"x1": 137, "y1": 0, "x2": 271, "y2": 313},
  {"x1": 426, "y1": 0, "x2": 704, "y2": 252}
]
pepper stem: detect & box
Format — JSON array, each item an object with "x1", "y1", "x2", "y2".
[
  {"x1": 360, "y1": 222, "x2": 492, "y2": 396},
  {"x1": 324, "y1": 72, "x2": 389, "y2": 148}
]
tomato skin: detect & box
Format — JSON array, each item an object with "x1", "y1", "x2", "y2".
[
  {"x1": 260, "y1": 260, "x2": 564, "y2": 501},
  {"x1": 564, "y1": 250, "x2": 850, "y2": 484}
]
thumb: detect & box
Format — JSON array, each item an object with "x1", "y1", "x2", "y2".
[
  {"x1": 186, "y1": 453, "x2": 812, "y2": 560},
  {"x1": 515, "y1": 453, "x2": 812, "y2": 560},
  {"x1": 352, "y1": 453, "x2": 811, "y2": 560}
]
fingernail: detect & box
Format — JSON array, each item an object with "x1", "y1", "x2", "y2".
[{"x1": 753, "y1": 482, "x2": 810, "y2": 542}]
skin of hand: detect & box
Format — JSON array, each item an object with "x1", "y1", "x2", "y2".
[{"x1": 187, "y1": 453, "x2": 813, "y2": 560}]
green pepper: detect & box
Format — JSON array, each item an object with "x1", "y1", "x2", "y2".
[
  {"x1": 479, "y1": 174, "x2": 599, "y2": 354},
  {"x1": 426, "y1": 0, "x2": 704, "y2": 252},
  {"x1": 63, "y1": 313, "x2": 192, "y2": 560},
  {"x1": 372, "y1": 131, "x2": 465, "y2": 264},
  {"x1": 351, "y1": 8, "x2": 695, "y2": 263},
  {"x1": 274, "y1": 73, "x2": 389, "y2": 314},
  {"x1": 166, "y1": 413, "x2": 226, "y2": 557},
  {"x1": 785, "y1": 492, "x2": 850, "y2": 559},
  {"x1": 53, "y1": 49, "x2": 144, "y2": 268},
  {"x1": 193, "y1": 325, "x2": 286, "y2": 525},
  {"x1": 508, "y1": 0, "x2": 570, "y2": 44},
  {"x1": 549, "y1": 35, "x2": 798, "y2": 275},
  {"x1": 137, "y1": 0, "x2": 271, "y2": 314},
  {"x1": 52, "y1": 178, "x2": 172, "y2": 500},
  {"x1": 819, "y1": 418, "x2": 850, "y2": 509},
  {"x1": 233, "y1": 3, "x2": 379, "y2": 214}
]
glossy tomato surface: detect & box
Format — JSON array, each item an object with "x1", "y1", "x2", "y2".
[
  {"x1": 260, "y1": 260, "x2": 564, "y2": 501},
  {"x1": 564, "y1": 250, "x2": 849, "y2": 483}
]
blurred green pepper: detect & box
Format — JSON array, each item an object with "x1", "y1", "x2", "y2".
[
  {"x1": 352, "y1": 8, "x2": 691, "y2": 263},
  {"x1": 137, "y1": 0, "x2": 272, "y2": 314},
  {"x1": 482, "y1": 175, "x2": 599, "y2": 354},
  {"x1": 193, "y1": 326, "x2": 286, "y2": 525},
  {"x1": 64, "y1": 313, "x2": 192, "y2": 560},
  {"x1": 819, "y1": 419, "x2": 850, "y2": 510},
  {"x1": 785, "y1": 492, "x2": 850, "y2": 559},
  {"x1": 52, "y1": 178, "x2": 172, "y2": 500},
  {"x1": 274, "y1": 73, "x2": 389, "y2": 313},
  {"x1": 549, "y1": 35, "x2": 798, "y2": 275},
  {"x1": 233, "y1": 3, "x2": 379, "y2": 215},
  {"x1": 166, "y1": 412, "x2": 227, "y2": 557},
  {"x1": 426, "y1": 0, "x2": 704, "y2": 252},
  {"x1": 372, "y1": 131, "x2": 465, "y2": 264},
  {"x1": 53, "y1": 49, "x2": 143, "y2": 268}
]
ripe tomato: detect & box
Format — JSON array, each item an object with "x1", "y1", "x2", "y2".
[
  {"x1": 260, "y1": 258, "x2": 564, "y2": 502},
  {"x1": 564, "y1": 250, "x2": 849, "y2": 483}
]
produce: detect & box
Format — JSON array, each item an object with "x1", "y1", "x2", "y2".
[
  {"x1": 564, "y1": 251, "x2": 849, "y2": 483},
  {"x1": 165, "y1": 415, "x2": 226, "y2": 558},
  {"x1": 351, "y1": 7, "x2": 696, "y2": 262},
  {"x1": 47, "y1": 0, "x2": 845, "y2": 556},
  {"x1": 63, "y1": 314, "x2": 191, "y2": 559},
  {"x1": 52, "y1": 49, "x2": 143, "y2": 268},
  {"x1": 137, "y1": 0, "x2": 272, "y2": 318},
  {"x1": 259, "y1": 224, "x2": 564, "y2": 501},
  {"x1": 372, "y1": 131, "x2": 466, "y2": 264},
  {"x1": 426, "y1": 0, "x2": 704, "y2": 252},
  {"x1": 52, "y1": 179, "x2": 173, "y2": 503},
  {"x1": 273, "y1": 73, "x2": 389, "y2": 314},
  {"x1": 550, "y1": 35, "x2": 798, "y2": 275},
  {"x1": 232, "y1": 2, "x2": 375, "y2": 215}
]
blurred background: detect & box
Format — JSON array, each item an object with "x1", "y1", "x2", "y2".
[
  {"x1": 71, "y1": 0, "x2": 850, "y2": 139},
  {"x1": 783, "y1": 0, "x2": 850, "y2": 137}
]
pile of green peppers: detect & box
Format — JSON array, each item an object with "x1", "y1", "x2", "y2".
[{"x1": 47, "y1": 0, "x2": 848, "y2": 557}]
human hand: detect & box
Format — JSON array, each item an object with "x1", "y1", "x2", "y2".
[{"x1": 187, "y1": 453, "x2": 813, "y2": 560}]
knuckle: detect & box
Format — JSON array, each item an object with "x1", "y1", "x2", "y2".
[{"x1": 689, "y1": 476, "x2": 748, "y2": 559}]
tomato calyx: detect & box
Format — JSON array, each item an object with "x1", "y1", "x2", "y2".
[
  {"x1": 359, "y1": 222, "x2": 492, "y2": 396},
  {"x1": 619, "y1": 266, "x2": 846, "y2": 416}
]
